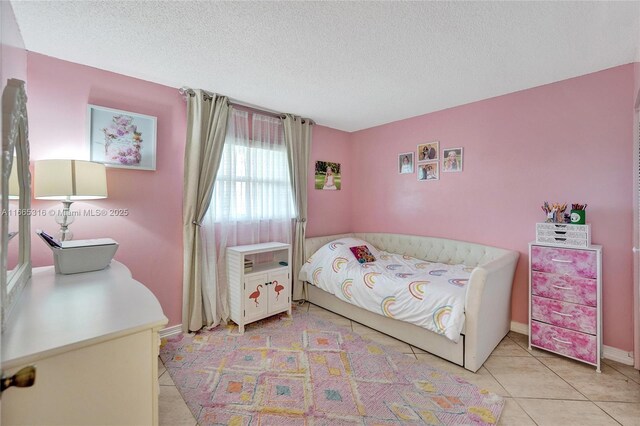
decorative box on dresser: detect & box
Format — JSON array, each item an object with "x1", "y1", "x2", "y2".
[
  {"x1": 529, "y1": 242, "x2": 602, "y2": 372},
  {"x1": 227, "y1": 242, "x2": 292, "y2": 333}
]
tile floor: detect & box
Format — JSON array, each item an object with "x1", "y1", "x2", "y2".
[{"x1": 158, "y1": 303, "x2": 640, "y2": 425}]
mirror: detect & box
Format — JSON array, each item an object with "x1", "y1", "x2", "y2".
[
  {"x1": 7, "y1": 154, "x2": 19, "y2": 271},
  {"x1": 1, "y1": 78, "x2": 31, "y2": 328}
]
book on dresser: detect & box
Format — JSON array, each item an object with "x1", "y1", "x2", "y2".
[{"x1": 528, "y1": 241, "x2": 602, "y2": 372}]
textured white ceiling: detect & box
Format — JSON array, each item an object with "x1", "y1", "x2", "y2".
[{"x1": 11, "y1": 1, "x2": 640, "y2": 132}]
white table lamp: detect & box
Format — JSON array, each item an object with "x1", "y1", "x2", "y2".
[{"x1": 34, "y1": 159, "x2": 107, "y2": 241}]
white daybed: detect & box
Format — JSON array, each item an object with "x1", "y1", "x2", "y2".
[{"x1": 302, "y1": 233, "x2": 519, "y2": 372}]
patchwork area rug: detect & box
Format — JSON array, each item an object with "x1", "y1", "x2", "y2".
[{"x1": 161, "y1": 306, "x2": 504, "y2": 425}]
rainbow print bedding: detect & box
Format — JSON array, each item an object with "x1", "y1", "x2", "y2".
[{"x1": 299, "y1": 237, "x2": 472, "y2": 342}]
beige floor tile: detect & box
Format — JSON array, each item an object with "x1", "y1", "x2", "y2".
[
  {"x1": 596, "y1": 401, "x2": 640, "y2": 426},
  {"x1": 516, "y1": 398, "x2": 619, "y2": 426},
  {"x1": 308, "y1": 304, "x2": 352, "y2": 328},
  {"x1": 411, "y1": 345, "x2": 428, "y2": 354},
  {"x1": 415, "y1": 353, "x2": 509, "y2": 397},
  {"x1": 603, "y1": 358, "x2": 640, "y2": 385},
  {"x1": 159, "y1": 385, "x2": 197, "y2": 426},
  {"x1": 497, "y1": 398, "x2": 536, "y2": 425},
  {"x1": 159, "y1": 370, "x2": 176, "y2": 386},
  {"x1": 491, "y1": 336, "x2": 533, "y2": 357},
  {"x1": 540, "y1": 356, "x2": 640, "y2": 402},
  {"x1": 293, "y1": 301, "x2": 310, "y2": 312},
  {"x1": 484, "y1": 356, "x2": 586, "y2": 400},
  {"x1": 508, "y1": 331, "x2": 555, "y2": 357},
  {"x1": 351, "y1": 322, "x2": 413, "y2": 353},
  {"x1": 158, "y1": 357, "x2": 167, "y2": 378}
]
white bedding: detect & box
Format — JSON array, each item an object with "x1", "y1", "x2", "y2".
[{"x1": 299, "y1": 237, "x2": 472, "y2": 342}]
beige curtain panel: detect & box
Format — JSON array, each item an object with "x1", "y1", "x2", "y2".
[
  {"x1": 282, "y1": 114, "x2": 313, "y2": 301},
  {"x1": 182, "y1": 90, "x2": 229, "y2": 332}
]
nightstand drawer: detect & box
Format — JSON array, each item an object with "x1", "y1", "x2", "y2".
[
  {"x1": 531, "y1": 296, "x2": 596, "y2": 334},
  {"x1": 531, "y1": 321, "x2": 596, "y2": 364},
  {"x1": 531, "y1": 271, "x2": 596, "y2": 306},
  {"x1": 531, "y1": 246, "x2": 597, "y2": 279}
]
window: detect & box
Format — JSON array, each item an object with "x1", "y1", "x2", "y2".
[{"x1": 210, "y1": 110, "x2": 294, "y2": 222}]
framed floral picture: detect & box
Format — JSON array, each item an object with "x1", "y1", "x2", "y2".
[
  {"x1": 398, "y1": 152, "x2": 414, "y2": 174},
  {"x1": 417, "y1": 141, "x2": 439, "y2": 162},
  {"x1": 443, "y1": 147, "x2": 463, "y2": 172},
  {"x1": 87, "y1": 105, "x2": 157, "y2": 170},
  {"x1": 417, "y1": 162, "x2": 439, "y2": 181}
]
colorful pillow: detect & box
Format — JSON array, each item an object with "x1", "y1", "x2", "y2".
[{"x1": 349, "y1": 245, "x2": 376, "y2": 263}]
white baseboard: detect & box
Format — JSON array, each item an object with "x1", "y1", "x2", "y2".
[
  {"x1": 603, "y1": 346, "x2": 634, "y2": 366},
  {"x1": 510, "y1": 321, "x2": 528, "y2": 335},
  {"x1": 159, "y1": 324, "x2": 182, "y2": 339},
  {"x1": 509, "y1": 321, "x2": 634, "y2": 366}
]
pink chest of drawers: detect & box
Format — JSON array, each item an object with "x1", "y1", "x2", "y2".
[{"x1": 528, "y1": 242, "x2": 602, "y2": 372}]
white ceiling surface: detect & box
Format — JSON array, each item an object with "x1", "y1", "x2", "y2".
[{"x1": 11, "y1": 1, "x2": 640, "y2": 132}]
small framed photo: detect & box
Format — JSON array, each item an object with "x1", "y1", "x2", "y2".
[
  {"x1": 417, "y1": 141, "x2": 439, "y2": 162},
  {"x1": 315, "y1": 160, "x2": 341, "y2": 190},
  {"x1": 398, "y1": 152, "x2": 414, "y2": 174},
  {"x1": 442, "y1": 147, "x2": 463, "y2": 172},
  {"x1": 87, "y1": 105, "x2": 157, "y2": 170},
  {"x1": 418, "y1": 162, "x2": 439, "y2": 181}
]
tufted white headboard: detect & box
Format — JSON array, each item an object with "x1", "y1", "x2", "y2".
[{"x1": 305, "y1": 232, "x2": 514, "y2": 268}]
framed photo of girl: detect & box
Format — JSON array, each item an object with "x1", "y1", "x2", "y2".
[
  {"x1": 315, "y1": 160, "x2": 341, "y2": 190},
  {"x1": 417, "y1": 141, "x2": 439, "y2": 162},
  {"x1": 442, "y1": 147, "x2": 463, "y2": 172},
  {"x1": 398, "y1": 152, "x2": 414, "y2": 174},
  {"x1": 417, "y1": 162, "x2": 439, "y2": 181}
]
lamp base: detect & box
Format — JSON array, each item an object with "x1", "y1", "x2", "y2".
[{"x1": 54, "y1": 200, "x2": 75, "y2": 241}]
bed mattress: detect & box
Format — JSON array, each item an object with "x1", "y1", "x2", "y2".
[{"x1": 299, "y1": 237, "x2": 472, "y2": 342}]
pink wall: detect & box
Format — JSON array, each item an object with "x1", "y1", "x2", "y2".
[
  {"x1": 27, "y1": 53, "x2": 187, "y2": 326},
  {"x1": 25, "y1": 53, "x2": 351, "y2": 327},
  {"x1": 1, "y1": 1, "x2": 26, "y2": 89},
  {"x1": 350, "y1": 64, "x2": 636, "y2": 351},
  {"x1": 307, "y1": 125, "x2": 352, "y2": 237},
  {"x1": 24, "y1": 51, "x2": 638, "y2": 350}
]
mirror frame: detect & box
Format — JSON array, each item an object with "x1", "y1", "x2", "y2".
[{"x1": 1, "y1": 78, "x2": 31, "y2": 328}]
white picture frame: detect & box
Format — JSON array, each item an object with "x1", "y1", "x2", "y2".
[
  {"x1": 398, "y1": 152, "x2": 414, "y2": 174},
  {"x1": 417, "y1": 161, "x2": 439, "y2": 181},
  {"x1": 443, "y1": 147, "x2": 463, "y2": 173},
  {"x1": 87, "y1": 105, "x2": 157, "y2": 171}
]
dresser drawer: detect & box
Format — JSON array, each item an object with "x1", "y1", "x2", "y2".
[
  {"x1": 531, "y1": 321, "x2": 597, "y2": 364},
  {"x1": 531, "y1": 246, "x2": 597, "y2": 279},
  {"x1": 531, "y1": 296, "x2": 596, "y2": 334},
  {"x1": 531, "y1": 271, "x2": 596, "y2": 306}
]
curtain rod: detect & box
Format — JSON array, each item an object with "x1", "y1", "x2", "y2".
[{"x1": 179, "y1": 86, "x2": 314, "y2": 124}]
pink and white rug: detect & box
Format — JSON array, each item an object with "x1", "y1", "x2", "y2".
[{"x1": 161, "y1": 306, "x2": 503, "y2": 425}]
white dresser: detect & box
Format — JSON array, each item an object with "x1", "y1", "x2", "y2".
[
  {"x1": 529, "y1": 242, "x2": 602, "y2": 372},
  {"x1": 1, "y1": 261, "x2": 168, "y2": 425},
  {"x1": 227, "y1": 242, "x2": 291, "y2": 333}
]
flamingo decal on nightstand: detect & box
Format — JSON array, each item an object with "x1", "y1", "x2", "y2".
[
  {"x1": 249, "y1": 285, "x2": 262, "y2": 307},
  {"x1": 273, "y1": 280, "x2": 284, "y2": 300}
]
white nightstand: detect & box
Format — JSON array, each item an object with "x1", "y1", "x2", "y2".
[{"x1": 227, "y1": 242, "x2": 292, "y2": 333}]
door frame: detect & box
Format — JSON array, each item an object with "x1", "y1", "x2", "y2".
[{"x1": 634, "y1": 91, "x2": 640, "y2": 370}]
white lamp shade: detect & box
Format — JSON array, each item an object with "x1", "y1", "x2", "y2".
[
  {"x1": 34, "y1": 159, "x2": 108, "y2": 200},
  {"x1": 8, "y1": 158, "x2": 19, "y2": 199}
]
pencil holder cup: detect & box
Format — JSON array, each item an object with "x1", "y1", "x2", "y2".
[{"x1": 570, "y1": 209, "x2": 586, "y2": 224}]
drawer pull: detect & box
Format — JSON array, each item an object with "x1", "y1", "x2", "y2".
[
  {"x1": 551, "y1": 258, "x2": 572, "y2": 264},
  {"x1": 551, "y1": 310, "x2": 573, "y2": 317},
  {"x1": 552, "y1": 284, "x2": 573, "y2": 290},
  {"x1": 551, "y1": 336, "x2": 572, "y2": 345}
]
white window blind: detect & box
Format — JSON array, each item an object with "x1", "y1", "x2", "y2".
[{"x1": 210, "y1": 110, "x2": 294, "y2": 222}]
